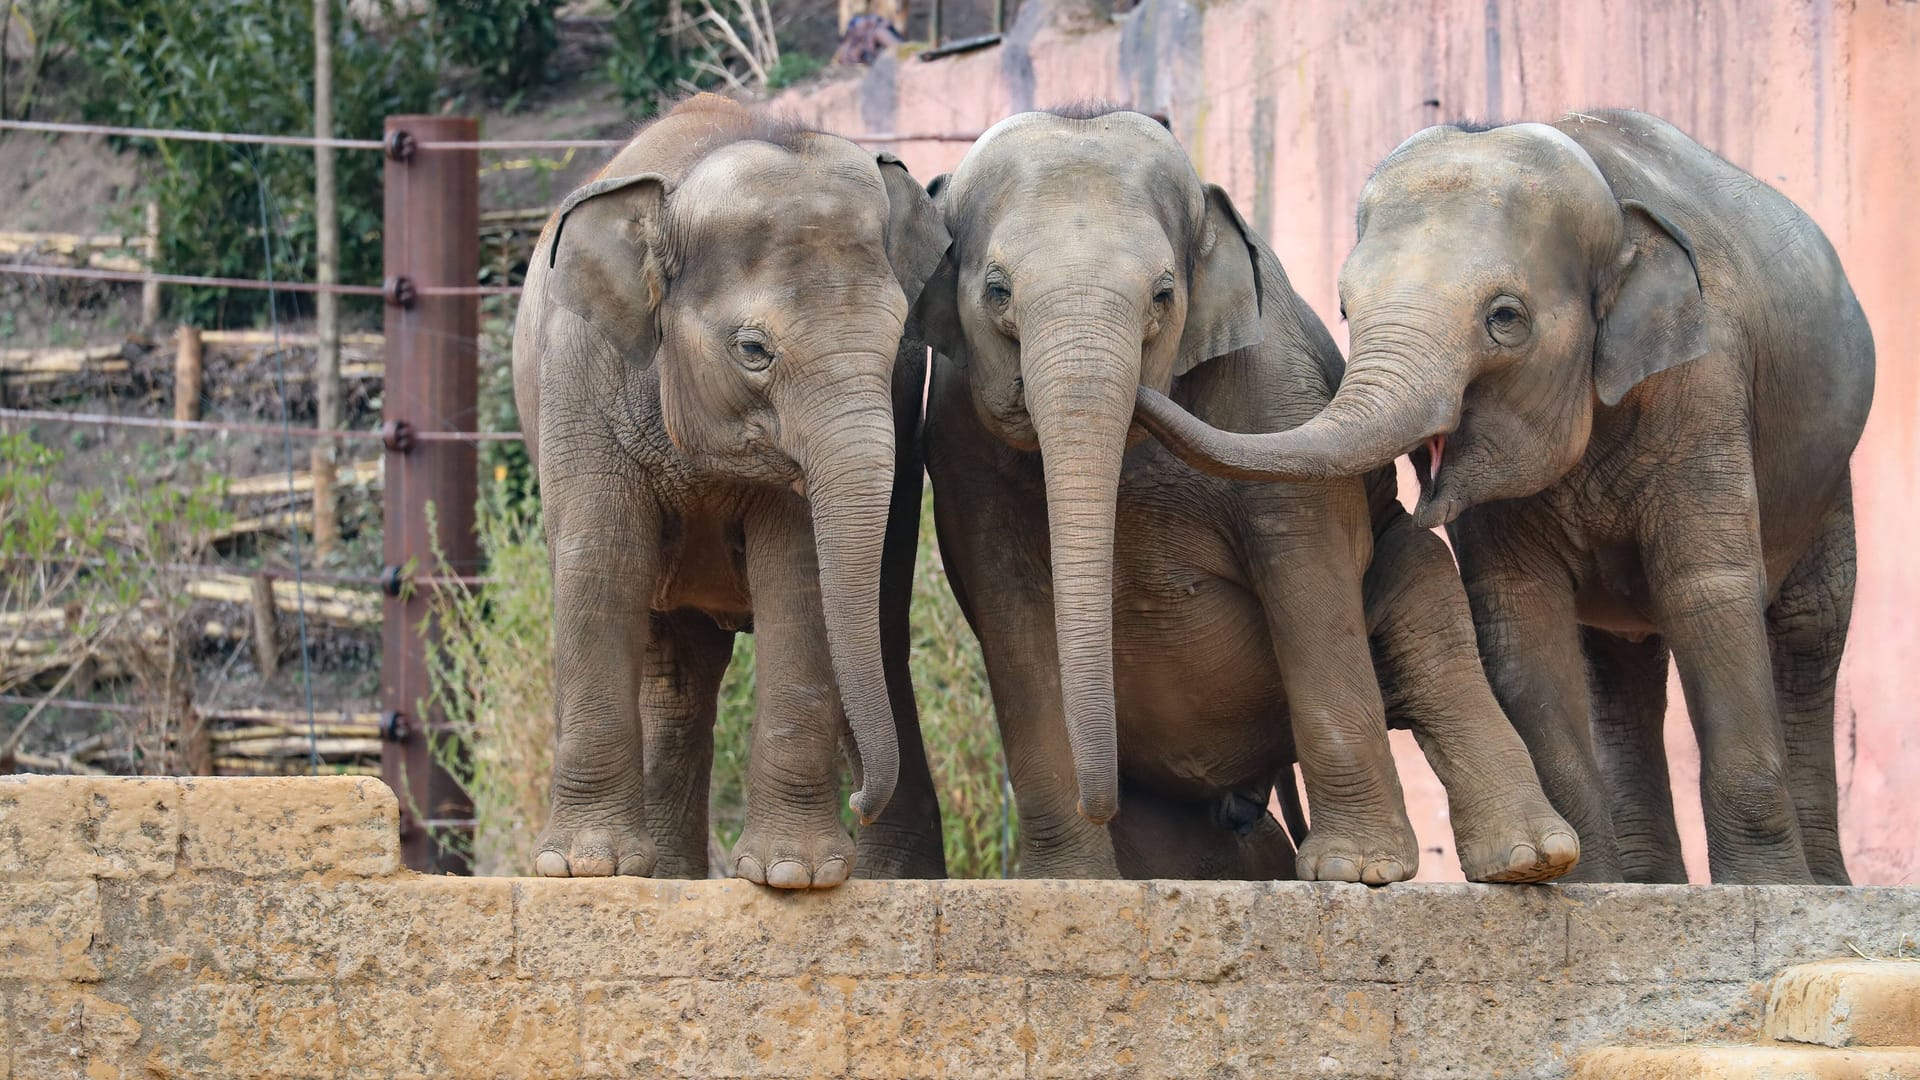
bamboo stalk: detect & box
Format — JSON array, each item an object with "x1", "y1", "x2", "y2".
[
  {"x1": 248, "y1": 573, "x2": 280, "y2": 679},
  {"x1": 210, "y1": 722, "x2": 379, "y2": 741},
  {"x1": 140, "y1": 201, "x2": 161, "y2": 329},
  {"x1": 205, "y1": 706, "x2": 380, "y2": 726},
  {"x1": 310, "y1": 446, "x2": 339, "y2": 559},
  {"x1": 174, "y1": 326, "x2": 203, "y2": 426},
  {"x1": 227, "y1": 458, "x2": 379, "y2": 499},
  {"x1": 184, "y1": 573, "x2": 379, "y2": 625}
]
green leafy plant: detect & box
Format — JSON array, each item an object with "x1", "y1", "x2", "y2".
[
  {"x1": 763, "y1": 50, "x2": 823, "y2": 91},
  {"x1": 604, "y1": 0, "x2": 700, "y2": 112},
  {"x1": 432, "y1": 0, "x2": 559, "y2": 103},
  {"x1": 0, "y1": 0, "x2": 77, "y2": 121},
  {"x1": 61, "y1": 0, "x2": 437, "y2": 325},
  {"x1": 0, "y1": 433, "x2": 231, "y2": 773}
]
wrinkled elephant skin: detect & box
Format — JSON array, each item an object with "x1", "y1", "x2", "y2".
[
  {"x1": 1136, "y1": 110, "x2": 1874, "y2": 884},
  {"x1": 915, "y1": 110, "x2": 1576, "y2": 885},
  {"x1": 511, "y1": 95, "x2": 951, "y2": 887}
]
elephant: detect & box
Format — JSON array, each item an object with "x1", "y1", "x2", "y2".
[
  {"x1": 1136, "y1": 110, "x2": 1874, "y2": 884},
  {"x1": 511, "y1": 94, "x2": 951, "y2": 886},
  {"x1": 913, "y1": 107, "x2": 1578, "y2": 884}
]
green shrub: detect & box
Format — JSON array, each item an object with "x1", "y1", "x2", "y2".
[
  {"x1": 764, "y1": 50, "x2": 824, "y2": 91},
  {"x1": 427, "y1": 485, "x2": 1013, "y2": 877},
  {"x1": 0, "y1": 433, "x2": 231, "y2": 771},
  {"x1": 433, "y1": 0, "x2": 560, "y2": 103},
  {"x1": 61, "y1": 0, "x2": 437, "y2": 326},
  {"x1": 604, "y1": 0, "x2": 699, "y2": 112}
]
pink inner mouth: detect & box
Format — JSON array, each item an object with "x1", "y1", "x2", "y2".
[{"x1": 1426, "y1": 434, "x2": 1446, "y2": 481}]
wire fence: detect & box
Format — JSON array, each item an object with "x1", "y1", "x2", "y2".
[
  {"x1": 0, "y1": 108, "x2": 980, "y2": 830},
  {"x1": 0, "y1": 117, "x2": 982, "y2": 150}
]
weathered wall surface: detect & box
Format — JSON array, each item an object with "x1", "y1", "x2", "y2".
[
  {"x1": 775, "y1": 0, "x2": 1920, "y2": 885},
  {"x1": 5, "y1": 775, "x2": 1918, "y2": 1078}
]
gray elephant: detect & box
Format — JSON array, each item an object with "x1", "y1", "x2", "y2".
[
  {"x1": 914, "y1": 107, "x2": 1577, "y2": 884},
  {"x1": 511, "y1": 94, "x2": 950, "y2": 886},
  {"x1": 1138, "y1": 110, "x2": 1874, "y2": 884}
]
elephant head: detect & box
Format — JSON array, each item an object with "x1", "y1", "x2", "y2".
[
  {"x1": 544, "y1": 129, "x2": 949, "y2": 822},
  {"x1": 914, "y1": 109, "x2": 1264, "y2": 823},
  {"x1": 1133, "y1": 121, "x2": 1708, "y2": 527}
]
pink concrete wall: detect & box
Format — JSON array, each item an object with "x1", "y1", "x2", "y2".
[{"x1": 776, "y1": 0, "x2": 1919, "y2": 884}]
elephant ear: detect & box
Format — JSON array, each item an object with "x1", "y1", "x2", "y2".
[
  {"x1": 1177, "y1": 183, "x2": 1265, "y2": 376},
  {"x1": 1593, "y1": 199, "x2": 1709, "y2": 406},
  {"x1": 876, "y1": 153, "x2": 952, "y2": 310},
  {"x1": 905, "y1": 173, "x2": 964, "y2": 360},
  {"x1": 544, "y1": 171, "x2": 672, "y2": 363}
]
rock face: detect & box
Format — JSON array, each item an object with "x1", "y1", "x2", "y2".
[{"x1": 2, "y1": 774, "x2": 1917, "y2": 1078}]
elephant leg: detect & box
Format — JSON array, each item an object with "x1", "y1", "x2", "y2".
[
  {"x1": 640, "y1": 609, "x2": 734, "y2": 879},
  {"x1": 1110, "y1": 781, "x2": 1296, "y2": 881},
  {"x1": 730, "y1": 497, "x2": 858, "y2": 889},
  {"x1": 533, "y1": 449, "x2": 660, "y2": 878},
  {"x1": 1365, "y1": 509, "x2": 1578, "y2": 882},
  {"x1": 1583, "y1": 628, "x2": 1686, "y2": 883},
  {"x1": 1454, "y1": 520, "x2": 1621, "y2": 881},
  {"x1": 1246, "y1": 504, "x2": 1416, "y2": 885},
  {"x1": 856, "y1": 347, "x2": 947, "y2": 880},
  {"x1": 1643, "y1": 490, "x2": 1810, "y2": 884},
  {"x1": 1766, "y1": 481, "x2": 1855, "y2": 885}
]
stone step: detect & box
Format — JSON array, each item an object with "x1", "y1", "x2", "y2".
[
  {"x1": 1571, "y1": 1044, "x2": 1920, "y2": 1079},
  {"x1": 1768, "y1": 960, "x2": 1920, "y2": 1048}
]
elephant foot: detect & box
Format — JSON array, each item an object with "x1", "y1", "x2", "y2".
[
  {"x1": 1294, "y1": 810, "x2": 1418, "y2": 885},
  {"x1": 731, "y1": 821, "x2": 856, "y2": 889},
  {"x1": 533, "y1": 806, "x2": 658, "y2": 878},
  {"x1": 853, "y1": 825, "x2": 948, "y2": 880},
  {"x1": 1453, "y1": 799, "x2": 1581, "y2": 884}
]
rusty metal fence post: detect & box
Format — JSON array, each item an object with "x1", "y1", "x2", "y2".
[{"x1": 379, "y1": 115, "x2": 478, "y2": 873}]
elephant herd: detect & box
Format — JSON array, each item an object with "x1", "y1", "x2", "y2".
[{"x1": 511, "y1": 93, "x2": 1873, "y2": 890}]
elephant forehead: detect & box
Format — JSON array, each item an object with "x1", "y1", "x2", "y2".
[
  {"x1": 951, "y1": 113, "x2": 1198, "y2": 217},
  {"x1": 674, "y1": 142, "x2": 887, "y2": 234}
]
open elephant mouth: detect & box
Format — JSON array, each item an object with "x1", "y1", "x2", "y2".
[{"x1": 1406, "y1": 430, "x2": 1465, "y2": 529}]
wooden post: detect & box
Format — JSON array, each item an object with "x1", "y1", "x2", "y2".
[
  {"x1": 173, "y1": 326, "x2": 202, "y2": 426},
  {"x1": 310, "y1": 445, "x2": 339, "y2": 559},
  {"x1": 380, "y1": 115, "x2": 478, "y2": 874},
  {"x1": 249, "y1": 573, "x2": 281, "y2": 680},
  {"x1": 140, "y1": 200, "x2": 161, "y2": 330},
  {"x1": 929, "y1": 0, "x2": 943, "y2": 44}
]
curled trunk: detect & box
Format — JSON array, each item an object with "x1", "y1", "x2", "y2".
[{"x1": 1134, "y1": 344, "x2": 1463, "y2": 483}]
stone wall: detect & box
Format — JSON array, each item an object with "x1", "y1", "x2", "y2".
[
  {"x1": 771, "y1": 0, "x2": 1920, "y2": 886},
  {"x1": 4, "y1": 775, "x2": 1916, "y2": 1078}
]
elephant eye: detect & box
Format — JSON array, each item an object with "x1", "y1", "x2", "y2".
[
  {"x1": 1152, "y1": 280, "x2": 1175, "y2": 306},
  {"x1": 983, "y1": 267, "x2": 1012, "y2": 310},
  {"x1": 732, "y1": 329, "x2": 776, "y2": 371},
  {"x1": 1485, "y1": 296, "x2": 1531, "y2": 347}
]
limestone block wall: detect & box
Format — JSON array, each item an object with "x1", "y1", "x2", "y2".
[{"x1": 2, "y1": 775, "x2": 1916, "y2": 1078}]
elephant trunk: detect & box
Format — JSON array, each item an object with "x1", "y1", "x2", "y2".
[
  {"x1": 798, "y1": 368, "x2": 899, "y2": 824},
  {"x1": 1022, "y1": 296, "x2": 1138, "y2": 824},
  {"x1": 1134, "y1": 333, "x2": 1464, "y2": 483}
]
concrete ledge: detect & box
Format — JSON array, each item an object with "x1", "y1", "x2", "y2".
[
  {"x1": 1, "y1": 777, "x2": 1916, "y2": 1077},
  {"x1": 1768, "y1": 960, "x2": 1920, "y2": 1048},
  {"x1": 1570, "y1": 1044, "x2": 1920, "y2": 1079}
]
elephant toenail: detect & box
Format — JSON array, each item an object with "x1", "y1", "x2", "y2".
[
  {"x1": 617, "y1": 853, "x2": 652, "y2": 876},
  {"x1": 766, "y1": 860, "x2": 812, "y2": 889},
  {"x1": 1508, "y1": 844, "x2": 1540, "y2": 871},
  {"x1": 535, "y1": 851, "x2": 570, "y2": 877},
  {"x1": 1322, "y1": 856, "x2": 1359, "y2": 881},
  {"x1": 812, "y1": 857, "x2": 850, "y2": 888}
]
